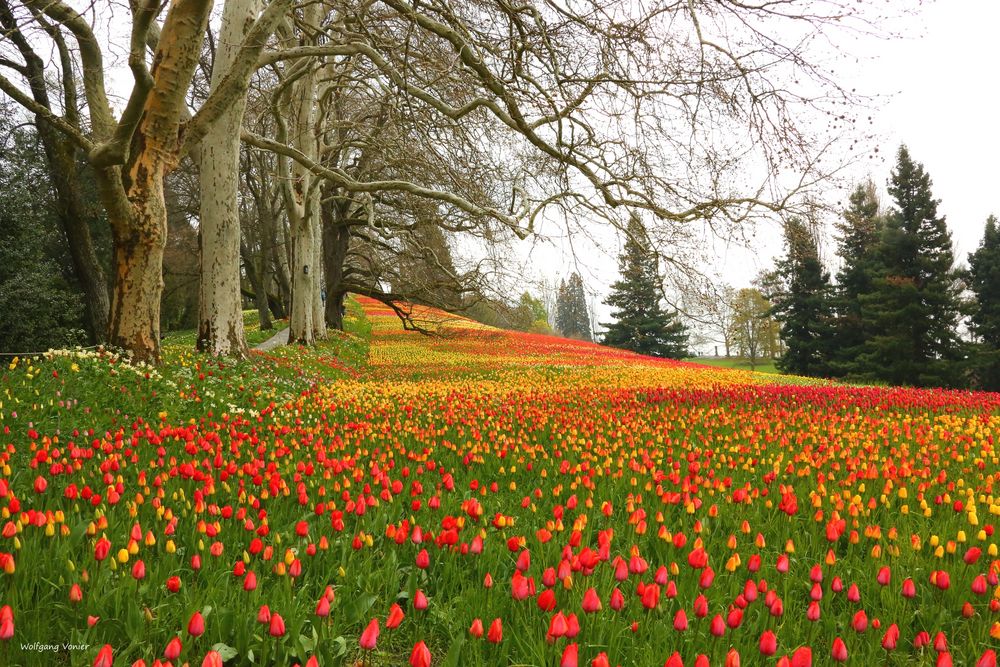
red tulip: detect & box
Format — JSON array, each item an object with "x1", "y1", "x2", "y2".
[
  {"x1": 316, "y1": 595, "x2": 331, "y2": 617},
  {"x1": 0, "y1": 604, "x2": 14, "y2": 640},
  {"x1": 693, "y1": 594, "x2": 709, "y2": 617},
  {"x1": 415, "y1": 549, "x2": 430, "y2": 569},
  {"x1": 791, "y1": 646, "x2": 812, "y2": 667},
  {"x1": 414, "y1": 590, "x2": 429, "y2": 610},
  {"x1": 582, "y1": 588, "x2": 601, "y2": 613},
  {"x1": 202, "y1": 651, "x2": 224, "y2": 667},
  {"x1": 610, "y1": 588, "x2": 625, "y2": 611},
  {"x1": 360, "y1": 618, "x2": 379, "y2": 650},
  {"x1": 410, "y1": 641, "x2": 431, "y2": 667},
  {"x1": 641, "y1": 584, "x2": 659, "y2": 609},
  {"x1": 488, "y1": 618, "x2": 503, "y2": 643},
  {"x1": 549, "y1": 611, "x2": 568, "y2": 638},
  {"x1": 94, "y1": 537, "x2": 111, "y2": 562},
  {"x1": 978, "y1": 649, "x2": 998, "y2": 667},
  {"x1": 70, "y1": 584, "x2": 83, "y2": 603},
  {"x1": 164, "y1": 636, "x2": 182, "y2": 660},
  {"x1": 882, "y1": 623, "x2": 899, "y2": 651},
  {"x1": 673, "y1": 609, "x2": 688, "y2": 631},
  {"x1": 965, "y1": 547, "x2": 983, "y2": 564},
  {"x1": 93, "y1": 645, "x2": 113, "y2": 667},
  {"x1": 759, "y1": 630, "x2": 777, "y2": 656},
  {"x1": 937, "y1": 653, "x2": 953, "y2": 667},
  {"x1": 167, "y1": 576, "x2": 181, "y2": 593},
  {"x1": 725, "y1": 648, "x2": 741, "y2": 667},
  {"x1": 776, "y1": 555, "x2": 789, "y2": 573},
  {"x1": 831, "y1": 637, "x2": 848, "y2": 662},
  {"x1": 806, "y1": 601, "x2": 820, "y2": 621},
  {"x1": 566, "y1": 612, "x2": 580, "y2": 638},
  {"x1": 561, "y1": 643, "x2": 579, "y2": 667},
  {"x1": 538, "y1": 589, "x2": 557, "y2": 611},
  {"x1": 664, "y1": 652, "x2": 683, "y2": 667},
  {"x1": 386, "y1": 603, "x2": 405, "y2": 629},
  {"x1": 709, "y1": 614, "x2": 726, "y2": 637},
  {"x1": 592, "y1": 653, "x2": 611, "y2": 667},
  {"x1": 877, "y1": 566, "x2": 891, "y2": 586},
  {"x1": 268, "y1": 612, "x2": 286, "y2": 638},
  {"x1": 256, "y1": 605, "x2": 270, "y2": 624},
  {"x1": 188, "y1": 611, "x2": 205, "y2": 637},
  {"x1": 902, "y1": 578, "x2": 916, "y2": 598},
  {"x1": 851, "y1": 609, "x2": 867, "y2": 633},
  {"x1": 469, "y1": 618, "x2": 484, "y2": 638}
]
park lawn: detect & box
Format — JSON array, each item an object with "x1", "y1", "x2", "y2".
[
  {"x1": 686, "y1": 356, "x2": 781, "y2": 375},
  {"x1": 0, "y1": 296, "x2": 998, "y2": 665}
]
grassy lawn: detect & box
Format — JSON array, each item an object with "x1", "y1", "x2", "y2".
[
  {"x1": 686, "y1": 355, "x2": 781, "y2": 374},
  {"x1": 162, "y1": 309, "x2": 288, "y2": 348}
]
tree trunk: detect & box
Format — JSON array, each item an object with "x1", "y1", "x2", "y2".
[
  {"x1": 282, "y1": 17, "x2": 319, "y2": 346},
  {"x1": 108, "y1": 203, "x2": 166, "y2": 364},
  {"x1": 43, "y1": 131, "x2": 111, "y2": 343},
  {"x1": 288, "y1": 227, "x2": 314, "y2": 344},
  {"x1": 310, "y1": 206, "x2": 326, "y2": 340},
  {"x1": 241, "y1": 238, "x2": 272, "y2": 330},
  {"x1": 0, "y1": 0, "x2": 112, "y2": 343},
  {"x1": 322, "y1": 198, "x2": 350, "y2": 330},
  {"x1": 196, "y1": 0, "x2": 258, "y2": 357}
]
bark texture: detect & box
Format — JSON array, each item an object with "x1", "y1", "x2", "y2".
[{"x1": 196, "y1": 0, "x2": 259, "y2": 357}]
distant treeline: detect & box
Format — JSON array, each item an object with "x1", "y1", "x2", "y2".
[{"x1": 765, "y1": 145, "x2": 1000, "y2": 391}]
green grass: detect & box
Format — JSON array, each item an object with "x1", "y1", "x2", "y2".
[
  {"x1": 162, "y1": 309, "x2": 288, "y2": 348},
  {"x1": 686, "y1": 355, "x2": 780, "y2": 374}
]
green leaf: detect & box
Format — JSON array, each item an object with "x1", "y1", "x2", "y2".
[
  {"x1": 443, "y1": 634, "x2": 465, "y2": 667},
  {"x1": 211, "y1": 643, "x2": 239, "y2": 662}
]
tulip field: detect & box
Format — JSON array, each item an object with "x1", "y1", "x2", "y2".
[{"x1": 2, "y1": 296, "x2": 1000, "y2": 666}]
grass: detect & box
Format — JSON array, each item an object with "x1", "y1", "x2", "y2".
[
  {"x1": 161, "y1": 310, "x2": 288, "y2": 349},
  {"x1": 686, "y1": 355, "x2": 780, "y2": 374}
]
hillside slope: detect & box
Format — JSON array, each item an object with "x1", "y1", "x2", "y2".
[{"x1": 0, "y1": 296, "x2": 998, "y2": 665}]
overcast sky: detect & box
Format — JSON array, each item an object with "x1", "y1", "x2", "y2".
[{"x1": 524, "y1": 0, "x2": 1000, "y2": 343}]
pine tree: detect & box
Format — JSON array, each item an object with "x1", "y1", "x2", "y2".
[
  {"x1": 769, "y1": 218, "x2": 835, "y2": 376},
  {"x1": 555, "y1": 273, "x2": 592, "y2": 340},
  {"x1": 854, "y1": 146, "x2": 963, "y2": 387},
  {"x1": 831, "y1": 180, "x2": 882, "y2": 375},
  {"x1": 967, "y1": 215, "x2": 1000, "y2": 390},
  {"x1": 602, "y1": 217, "x2": 688, "y2": 358}
]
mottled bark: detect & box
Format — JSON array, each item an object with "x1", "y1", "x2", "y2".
[
  {"x1": 282, "y1": 15, "x2": 320, "y2": 346},
  {"x1": 196, "y1": 0, "x2": 259, "y2": 357}
]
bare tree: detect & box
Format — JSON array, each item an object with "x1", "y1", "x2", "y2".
[
  {"x1": 245, "y1": 0, "x2": 890, "y2": 340},
  {"x1": 0, "y1": 0, "x2": 291, "y2": 362}
]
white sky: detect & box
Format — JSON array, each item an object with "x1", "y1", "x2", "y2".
[{"x1": 519, "y1": 0, "x2": 1000, "y2": 344}]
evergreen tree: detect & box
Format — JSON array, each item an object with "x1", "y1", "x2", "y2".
[
  {"x1": 831, "y1": 180, "x2": 882, "y2": 375},
  {"x1": 967, "y1": 215, "x2": 1000, "y2": 390},
  {"x1": 0, "y1": 124, "x2": 87, "y2": 351},
  {"x1": 769, "y1": 218, "x2": 835, "y2": 376},
  {"x1": 854, "y1": 146, "x2": 963, "y2": 387},
  {"x1": 555, "y1": 273, "x2": 592, "y2": 340},
  {"x1": 602, "y1": 217, "x2": 688, "y2": 358}
]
